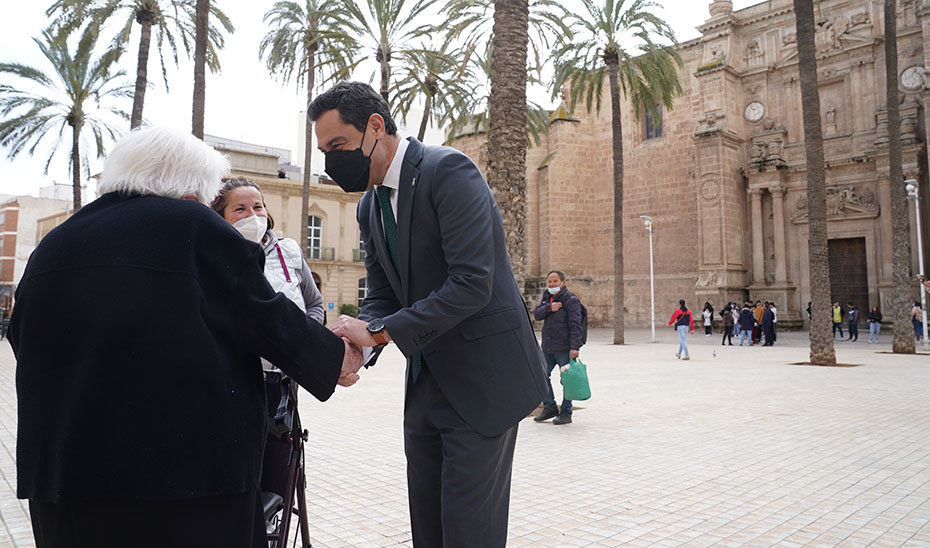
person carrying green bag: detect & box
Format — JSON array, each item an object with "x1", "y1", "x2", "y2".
[{"x1": 533, "y1": 270, "x2": 586, "y2": 425}]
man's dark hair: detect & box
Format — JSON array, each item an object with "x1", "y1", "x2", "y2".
[
  {"x1": 308, "y1": 81, "x2": 397, "y2": 135},
  {"x1": 547, "y1": 270, "x2": 566, "y2": 281}
]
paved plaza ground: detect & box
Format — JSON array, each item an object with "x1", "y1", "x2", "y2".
[{"x1": 0, "y1": 327, "x2": 929, "y2": 547}]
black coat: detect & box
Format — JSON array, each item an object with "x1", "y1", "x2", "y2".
[
  {"x1": 10, "y1": 192, "x2": 345, "y2": 503},
  {"x1": 762, "y1": 308, "x2": 775, "y2": 326},
  {"x1": 533, "y1": 288, "x2": 584, "y2": 352},
  {"x1": 739, "y1": 307, "x2": 756, "y2": 329}
]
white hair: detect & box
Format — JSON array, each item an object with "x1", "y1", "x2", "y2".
[{"x1": 97, "y1": 126, "x2": 230, "y2": 203}]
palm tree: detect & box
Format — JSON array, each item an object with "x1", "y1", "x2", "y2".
[
  {"x1": 439, "y1": 0, "x2": 570, "y2": 77},
  {"x1": 884, "y1": 0, "x2": 914, "y2": 354},
  {"x1": 339, "y1": 0, "x2": 441, "y2": 105},
  {"x1": 47, "y1": 0, "x2": 234, "y2": 130},
  {"x1": 551, "y1": 0, "x2": 682, "y2": 344},
  {"x1": 391, "y1": 43, "x2": 475, "y2": 141},
  {"x1": 487, "y1": 0, "x2": 530, "y2": 290},
  {"x1": 445, "y1": 45, "x2": 551, "y2": 147},
  {"x1": 792, "y1": 0, "x2": 836, "y2": 365},
  {"x1": 0, "y1": 24, "x2": 131, "y2": 210},
  {"x1": 260, "y1": 0, "x2": 359, "y2": 261},
  {"x1": 191, "y1": 0, "x2": 208, "y2": 139},
  {"x1": 440, "y1": 0, "x2": 570, "y2": 290}
]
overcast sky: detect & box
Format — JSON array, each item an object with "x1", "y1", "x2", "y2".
[{"x1": 0, "y1": 0, "x2": 761, "y2": 197}]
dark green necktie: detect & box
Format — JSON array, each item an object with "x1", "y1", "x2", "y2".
[{"x1": 376, "y1": 186, "x2": 421, "y2": 383}]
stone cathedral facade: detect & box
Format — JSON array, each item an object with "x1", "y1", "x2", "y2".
[{"x1": 453, "y1": 0, "x2": 930, "y2": 328}]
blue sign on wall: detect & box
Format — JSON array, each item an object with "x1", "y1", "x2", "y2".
[{"x1": 327, "y1": 302, "x2": 335, "y2": 310}]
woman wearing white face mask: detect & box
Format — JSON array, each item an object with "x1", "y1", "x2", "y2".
[
  {"x1": 212, "y1": 176, "x2": 330, "y2": 515},
  {"x1": 212, "y1": 177, "x2": 325, "y2": 324}
]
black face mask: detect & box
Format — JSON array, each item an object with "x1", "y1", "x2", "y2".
[{"x1": 324, "y1": 126, "x2": 379, "y2": 193}]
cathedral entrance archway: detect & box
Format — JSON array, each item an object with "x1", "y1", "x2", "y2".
[{"x1": 828, "y1": 238, "x2": 869, "y2": 311}]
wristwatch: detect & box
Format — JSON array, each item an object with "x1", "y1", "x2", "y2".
[{"x1": 367, "y1": 318, "x2": 389, "y2": 346}]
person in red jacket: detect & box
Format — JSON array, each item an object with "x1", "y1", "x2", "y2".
[{"x1": 668, "y1": 299, "x2": 695, "y2": 360}]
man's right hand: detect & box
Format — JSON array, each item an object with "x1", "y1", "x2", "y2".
[
  {"x1": 342, "y1": 337, "x2": 363, "y2": 376},
  {"x1": 550, "y1": 302, "x2": 562, "y2": 312}
]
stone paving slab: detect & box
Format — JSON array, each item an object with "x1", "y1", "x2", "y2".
[{"x1": 0, "y1": 328, "x2": 929, "y2": 547}]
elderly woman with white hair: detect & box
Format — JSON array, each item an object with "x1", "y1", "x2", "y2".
[{"x1": 9, "y1": 127, "x2": 362, "y2": 548}]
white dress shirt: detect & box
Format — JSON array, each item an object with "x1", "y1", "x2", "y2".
[
  {"x1": 375, "y1": 136, "x2": 408, "y2": 227},
  {"x1": 362, "y1": 135, "x2": 408, "y2": 359}
]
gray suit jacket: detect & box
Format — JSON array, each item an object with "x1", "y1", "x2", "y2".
[{"x1": 358, "y1": 137, "x2": 548, "y2": 436}]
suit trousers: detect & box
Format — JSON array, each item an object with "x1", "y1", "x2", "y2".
[
  {"x1": 29, "y1": 491, "x2": 265, "y2": 548},
  {"x1": 404, "y1": 365, "x2": 518, "y2": 548}
]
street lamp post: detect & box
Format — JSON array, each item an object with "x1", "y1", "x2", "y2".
[
  {"x1": 641, "y1": 215, "x2": 656, "y2": 343},
  {"x1": 905, "y1": 179, "x2": 928, "y2": 351}
]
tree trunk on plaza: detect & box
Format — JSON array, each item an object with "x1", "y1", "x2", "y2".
[
  {"x1": 70, "y1": 119, "x2": 82, "y2": 211},
  {"x1": 130, "y1": 16, "x2": 154, "y2": 129},
  {"x1": 301, "y1": 45, "x2": 316, "y2": 257},
  {"x1": 488, "y1": 0, "x2": 529, "y2": 292},
  {"x1": 191, "y1": 0, "x2": 209, "y2": 139},
  {"x1": 886, "y1": 0, "x2": 916, "y2": 354},
  {"x1": 378, "y1": 46, "x2": 391, "y2": 105},
  {"x1": 793, "y1": 0, "x2": 836, "y2": 365},
  {"x1": 606, "y1": 56, "x2": 625, "y2": 345}
]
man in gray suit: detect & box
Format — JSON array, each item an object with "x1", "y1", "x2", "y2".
[{"x1": 311, "y1": 82, "x2": 548, "y2": 547}]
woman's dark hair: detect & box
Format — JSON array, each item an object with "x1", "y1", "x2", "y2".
[
  {"x1": 679, "y1": 299, "x2": 686, "y2": 307},
  {"x1": 211, "y1": 176, "x2": 275, "y2": 230},
  {"x1": 547, "y1": 270, "x2": 566, "y2": 281},
  {"x1": 308, "y1": 81, "x2": 397, "y2": 135}
]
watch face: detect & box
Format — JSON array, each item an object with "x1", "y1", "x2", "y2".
[
  {"x1": 901, "y1": 66, "x2": 926, "y2": 90},
  {"x1": 367, "y1": 318, "x2": 385, "y2": 333},
  {"x1": 745, "y1": 101, "x2": 765, "y2": 122}
]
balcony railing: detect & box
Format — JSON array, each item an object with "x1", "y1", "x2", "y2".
[
  {"x1": 308, "y1": 247, "x2": 335, "y2": 261},
  {"x1": 352, "y1": 248, "x2": 366, "y2": 262}
]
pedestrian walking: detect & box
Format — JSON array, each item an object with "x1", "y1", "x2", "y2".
[
  {"x1": 912, "y1": 301, "x2": 923, "y2": 343},
  {"x1": 832, "y1": 302, "x2": 845, "y2": 339},
  {"x1": 533, "y1": 270, "x2": 584, "y2": 426},
  {"x1": 761, "y1": 302, "x2": 775, "y2": 346},
  {"x1": 668, "y1": 299, "x2": 694, "y2": 360},
  {"x1": 771, "y1": 302, "x2": 778, "y2": 343},
  {"x1": 867, "y1": 306, "x2": 883, "y2": 343},
  {"x1": 721, "y1": 303, "x2": 734, "y2": 346},
  {"x1": 752, "y1": 301, "x2": 764, "y2": 344},
  {"x1": 739, "y1": 302, "x2": 756, "y2": 346},
  {"x1": 731, "y1": 303, "x2": 740, "y2": 339},
  {"x1": 702, "y1": 302, "x2": 713, "y2": 336},
  {"x1": 847, "y1": 302, "x2": 859, "y2": 342}
]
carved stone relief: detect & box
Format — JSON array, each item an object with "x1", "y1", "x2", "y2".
[
  {"x1": 695, "y1": 112, "x2": 726, "y2": 137},
  {"x1": 874, "y1": 96, "x2": 921, "y2": 146},
  {"x1": 812, "y1": 14, "x2": 872, "y2": 53},
  {"x1": 791, "y1": 185, "x2": 879, "y2": 223},
  {"x1": 747, "y1": 120, "x2": 787, "y2": 169},
  {"x1": 744, "y1": 40, "x2": 765, "y2": 68},
  {"x1": 696, "y1": 270, "x2": 719, "y2": 288}
]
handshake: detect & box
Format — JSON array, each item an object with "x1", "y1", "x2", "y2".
[{"x1": 331, "y1": 315, "x2": 383, "y2": 388}]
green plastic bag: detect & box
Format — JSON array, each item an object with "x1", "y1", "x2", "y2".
[{"x1": 559, "y1": 358, "x2": 591, "y2": 401}]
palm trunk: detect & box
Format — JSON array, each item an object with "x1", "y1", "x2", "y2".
[
  {"x1": 302, "y1": 47, "x2": 316, "y2": 258},
  {"x1": 488, "y1": 0, "x2": 529, "y2": 293},
  {"x1": 71, "y1": 123, "x2": 82, "y2": 210},
  {"x1": 607, "y1": 59, "x2": 625, "y2": 345},
  {"x1": 191, "y1": 0, "x2": 209, "y2": 139},
  {"x1": 886, "y1": 0, "x2": 915, "y2": 353},
  {"x1": 793, "y1": 0, "x2": 836, "y2": 364},
  {"x1": 130, "y1": 20, "x2": 153, "y2": 129},
  {"x1": 417, "y1": 91, "x2": 432, "y2": 142},
  {"x1": 379, "y1": 54, "x2": 391, "y2": 105}
]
